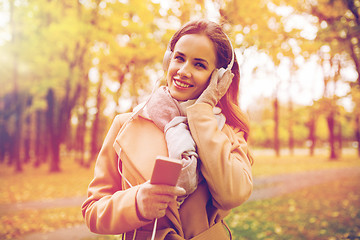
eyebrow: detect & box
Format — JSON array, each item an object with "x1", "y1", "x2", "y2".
[{"x1": 175, "y1": 51, "x2": 209, "y2": 66}]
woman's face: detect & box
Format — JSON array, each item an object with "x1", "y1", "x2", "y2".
[{"x1": 166, "y1": 34, "x2": 217, "y2": 101}]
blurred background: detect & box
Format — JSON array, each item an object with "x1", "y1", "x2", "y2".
[
  {"x1": 0, "y1": 0, "x2": 360, "y2": 239},
  {"x1": 1, "y1": 0, "x2": 359, "y2": 171}
]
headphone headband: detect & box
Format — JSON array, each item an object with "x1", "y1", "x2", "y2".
[{"x1": 224, "y1": 33, "x2": 235, "y2": 72}]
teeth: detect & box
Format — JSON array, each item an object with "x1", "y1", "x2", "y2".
[{"x1": 174, "y1": 79, "x2": 191, "y2": 88}]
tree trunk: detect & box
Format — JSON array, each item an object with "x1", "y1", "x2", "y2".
[
  {"x1": 74, "y1": 30, "x2": 90, "y2": 167},
  {"x1": 13, "y1": 93, "x2": 23, "y2": 172},
  {"x1": 59, "y1": 80, "x2": 71, "y2": 145},
  {"x1": 337, "y1": 119, "x2": 342, "y2": 157},
  {"x1": 327, "y1": 111, "x2": 338, "y2": 160},
  {"x1": 274, "y1": 97, "x2": 280, "y2": 157},
  {"x1": 308, "y1": 112, "x2": 316, "y2": 156},
  {"x1": 23, "y1": 112, "x2": 31, "y2": 164},
  {"x1": 75, "y1": 114, "x2": 87, "y2": 166},
  {"x1": 34, "y1": 110, "x2": 49, "y2": 167},
  {"x1": 1, "y1": 95, "x2": 13, "y2": 164},
  {"x1": 46, "y1": 88, "x2": 61, "y2": 172},
  {"x1": 90, "y1": 77, "x2": 104, "y2": 161},
  {"x1": 288, "y1": 98, "x2": 294, "y2": 155},
  {"x1": 0, "y1": 124, "x2": 10, "y2": 163},
  {"x1": 49, "y1": 137, "x2": 61, "y2": 172},
  {"x1": 10, "y1": 0, "x2": 22, "y2": 172},
  {"x1": 75, "y1": 79, "x2": 89, "y2": 167},
  {"x1": 23, "y1": 96, "x2": 33, "y2": 164},
  {"x1": 34, "y1": 110, "x2": 42, "y2": 167},
  {"x1": 356, "y1": 115, "x2": 360, "y2": 157}
]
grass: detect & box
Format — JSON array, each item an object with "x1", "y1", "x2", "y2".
[
  {"x1": 0, "y1": 158, "x2": 95, "y2": 204},
  {"x1": 0, "y1": 207, "x2": 84, "y2": 240},
  {"x1": 0, "y1": 149, "x2": 359, "y2": 239},
  {"x1": 0, "y1": 157, "x2": 95, "y2": 239},
  {"x1": 225, "y1": 177, "x2": 360, "y2": 239}
]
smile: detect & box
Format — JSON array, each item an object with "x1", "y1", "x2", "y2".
[{"x1": 173, "y1": 79, "x2": 194, "y2": 88}]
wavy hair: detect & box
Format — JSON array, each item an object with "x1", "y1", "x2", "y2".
[{"x1": 169, "y1": 19, "x2": 253, "y2": 164}]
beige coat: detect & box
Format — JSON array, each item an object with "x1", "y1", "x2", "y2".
[{"x1": 82, "y1": 103, "x2": 253, "y2": 239}]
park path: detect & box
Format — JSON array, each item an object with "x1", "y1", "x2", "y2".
[{"x1": 7, "y1": 166, "x2": 360, "y2": 240}]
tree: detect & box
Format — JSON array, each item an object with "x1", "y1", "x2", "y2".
[
  {"x1": 306, "y1": 104, "x2": 318, "y2": 156},
  {"x1": 7, "y1": 0, "x2": 29, "y2": 172},
  {"x1": 218, "y1": 0, "x2": 304, "y2": 156},
  {"x1": 273, "y1": 95, "x2": 280, "y2": 156},
  {"x1": 1, "y1": 0, "x2": 100, "y2": 171},
  {"x1": 309, "y1": 0, "x2": 360, "y2": 157},
  {"x1": 45, "y1": 88, "x2": 61, "y2": 172},
  {"x1": 36, "y1": 0, "x2": 91, "y2": 171}
]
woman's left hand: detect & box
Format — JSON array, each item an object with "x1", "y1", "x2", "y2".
[{"x1": 196, "y1": 69, "x2": 233, "y2": 107}]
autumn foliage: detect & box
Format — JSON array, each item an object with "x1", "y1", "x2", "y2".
[{"x1": 1, "y1": 0, "x2": 360, "y2": 238}]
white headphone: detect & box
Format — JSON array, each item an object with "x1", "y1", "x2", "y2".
[{"x1": 162, "y1": 33, "x2": 235, "y2": 80}]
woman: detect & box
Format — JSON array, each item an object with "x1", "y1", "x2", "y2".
[{"x1": 82, "y1": 19, "x2": 253, "y2": 240}]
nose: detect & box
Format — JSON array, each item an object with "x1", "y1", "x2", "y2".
[{"x1": 177, "y1": 62, "x2": 191, "y2": 78}]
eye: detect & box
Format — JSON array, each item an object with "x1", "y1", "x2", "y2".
[
  {"x1": 195, "y1": 62, "x2": 207, "y2": 69},
  {"x1": 174, "y1": 55, "x2": 185, "y2": 62}
]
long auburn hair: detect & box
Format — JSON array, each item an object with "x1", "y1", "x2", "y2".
[{"x1": 169, "y1": 20, "x2": 250, "y2": 138}]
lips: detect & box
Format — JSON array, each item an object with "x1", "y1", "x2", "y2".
[{"x1": 173, "y1": 78, "x2": 194, "y2": 89}]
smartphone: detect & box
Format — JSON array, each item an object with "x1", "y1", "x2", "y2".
[{"x1": 150, "y1": 156, "x2": 182, "y2": 186}]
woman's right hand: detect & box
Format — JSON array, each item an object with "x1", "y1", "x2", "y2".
[{"x1": 136, "y1": 182, "x2": 186, "y2": 220}]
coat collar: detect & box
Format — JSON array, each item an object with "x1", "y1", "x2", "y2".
[
  {"x1": 113, "y1": 116, "x2": 184, "y2": 236},
  {"x1": 114, "y1": 116, "x2": 167, "y2": 181}
]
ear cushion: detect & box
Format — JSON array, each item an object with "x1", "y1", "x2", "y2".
[
  {"x1": 217, "y1": 68, "x2": 227, "y2": 80},
  {"x1": 163, "y1": 50, "x2": 172, "y2": 71}
]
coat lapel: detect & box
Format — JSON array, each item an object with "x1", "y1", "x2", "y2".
[
  {"x1": 114, "y1": 116, "x2": 168, "y2": 181},
  {"x1": 113, "y1": 116, "x2": 184, "y2": 236}
]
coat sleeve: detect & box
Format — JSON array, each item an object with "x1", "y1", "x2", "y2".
[
  {"x1": 81, "y1": 114, "x2": 151, "y2": 234},
  {"x1": 187, "y1": 103, "x2": 253, "y2": 210}
]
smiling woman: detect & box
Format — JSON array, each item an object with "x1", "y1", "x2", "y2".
[
  {"x1": 166, "y1": 34, "x2": 216, "y2": 101},
  {"x1": 82, "y1": 19, "x2": 254, "y2": 240}
]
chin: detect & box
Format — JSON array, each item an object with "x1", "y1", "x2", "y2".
[
  {"x1": 167, "y1": 84, "x2": 200, "y2": 101},
  {"x1": 169, "y1": 92, "x2": 187, "y2": 101},
  {"x1": 168, "y1": 90, "x2": 187, "y2": 101}
]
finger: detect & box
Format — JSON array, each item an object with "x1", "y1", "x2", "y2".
[
  {"x1": 159, "y1": 202, "x2": 169, "y2": 210},
  {"x1": 148, "y1": 202, "x2": 168, "y2": 218},
  {"x1": 149, "y1": 194, "x2": 174, "y2": 205},
  {"x1": 149, "y1": 202, "x2": 167, "y2": 211},
  {"x1": 218, "y1": 71, "x2": 233, "y2": 93},
  {"x1": 155, "y1": 208, "x2": 167, "y2": 218},
  {"x1": 140, "y1": 188, "x2": 175, "y2": 205},
  {"x1": 210, "y1": 69, "x2": 220, "y2": 83},
  {"x1": 173, "y1": 186, "x2": 187, "y2": 196},
  {"x1": 138, "y1": 201, "x2": 168, "y2": 219},
  {"x1": 219, "y1": 69, "x2": 233, "y2": 82},
  {"x1": 156, "y1": 185, "x2": 186, "y2": 196},
  {"x1": 149, "y1": 184, "x2": 186, "y2": 197}
]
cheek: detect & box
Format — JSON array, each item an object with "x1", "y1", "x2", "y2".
[
  {"x1": 166, "y1": 62, "x2": 177, "y2": 79},
  {"x1": 166, "y1": 71, "x2": 171, "y2": 86},
  {"x1": 165, "y1": 66, "x2": 174, "y2": 85},
  {"x1": 190, "y1": 74, "x2": 210, "y2": 98},
  {"x1": 196, "y1": 73, "x2": 211, "y2": 90}
]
